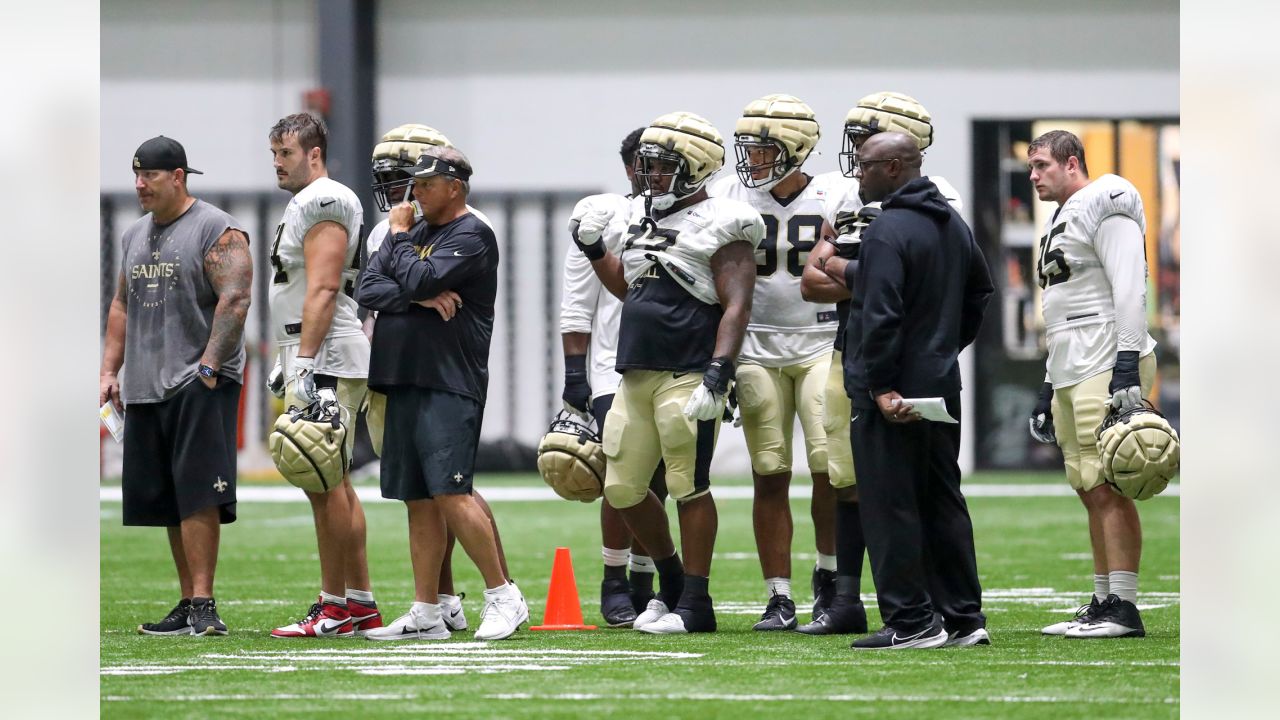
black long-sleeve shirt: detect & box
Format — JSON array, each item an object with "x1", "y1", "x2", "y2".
[
  {"x1": 843, "y1": 177, "x2": 993, "y2": 409},
  {"x1": 356, "y1": 213, "x2": 498, "y2": 402}
]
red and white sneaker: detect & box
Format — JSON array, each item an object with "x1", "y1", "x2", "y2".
[
  {"x1": 348, "y1": 598, "x2": 384, "y2": 637},
  {"x1": 271, "y1": 598, "x2": 353, "y2": 638}
]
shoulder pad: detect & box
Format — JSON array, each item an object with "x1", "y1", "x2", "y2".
[
  {"x1": 299, "y1": 189, "x2": 357, "y2": 231},
  {"x1": 1077, "y1": 174, "x2": 1146, "y2": 239},
  {"x1": 928, "y1": 176, "x2": 964, "y2": 213},
  {"x1": 705, "y1": 173, "x2": 738, "y2": 197}
]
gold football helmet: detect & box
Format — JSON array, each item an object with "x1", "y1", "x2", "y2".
[
  {"x1": 371, "y1": 123, "x2": 453, "y2": 211},
  {"x1": 635, "y1": 111, "x2": 724, "y2": 211},
  {"x1": 733, "y1": 93, "x2": 820, "y2": 191},
  {"x1": 840, "y1": 91, "x2": 934, "y2": 177}
]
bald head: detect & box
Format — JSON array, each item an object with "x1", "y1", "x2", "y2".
[{"x1": 856, "y1": 131, "x2": 923, "y2": 201}]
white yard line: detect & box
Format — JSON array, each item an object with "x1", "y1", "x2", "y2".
[
  {"x1": 99, "y1": 483, "x2": 1179, "y2": 503},
  {"x1": 484, "y1": 692, "x2": 1177, "y2": 705}
]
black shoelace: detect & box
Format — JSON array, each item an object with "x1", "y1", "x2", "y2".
[
  {"x1": 159, "y1": 602, "x2": 190, "y2": 625},
  {"x1": 762, "y1": 595, "x2": 791, "y2": 617}
]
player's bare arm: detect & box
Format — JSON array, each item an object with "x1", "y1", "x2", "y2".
[
  {"x1": 99, "y1": 271, "x2": 129, "y2": 410},
  {"x1": 200, "y1": 228, "x2": 253, "y2": 385},
  {"x1": 587, "y1": 251, "x2": 627, "y2": 300},
  {"x1": 801, "y1": 221, "x2": 850, "y2": 302},
  {"x1": 299, "y1": 220, "x2": 348, "y2": 356},
  {"x1": 709, "y1": 240, "x2": 756, "y2": 360}
]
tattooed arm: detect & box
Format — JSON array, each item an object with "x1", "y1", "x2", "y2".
[
  {"x1": 200, "y1": 228, "x2": 253, "y2": 385},
  {"x1": 99, "y1": 271, "x2": 128, "y2": 410}
]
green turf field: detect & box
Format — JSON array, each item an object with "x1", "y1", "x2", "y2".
[{"x1": 100, "y1": 472, "x2": 1178, "y2": 719}]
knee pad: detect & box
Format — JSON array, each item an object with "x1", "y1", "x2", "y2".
[{"x1": 603, "y1": 482, "x2": 646, "y2": 510}]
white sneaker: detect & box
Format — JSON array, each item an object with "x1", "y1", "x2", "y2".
[
  {"x1": 439, "y1": 593, "x2": 467, "y2": 631},
  {"x1": 638, "y1": 611, "x2": 688, "y2": 635},
  {"x1": 943, "y1": 627, "x2": 991, "y2": 647},
  {"x1": 633, "y1": 598, "x2": 669, "y2": 631},
  {"x1": 474, "y1": 585, "x2": 528, "y2": 641},
  {"x1": 365, "y1": 604, "x2": 449, "y2": 641},
  {"x1": 1042, "y1": 597, "x2": 1103, "y2": 636}
]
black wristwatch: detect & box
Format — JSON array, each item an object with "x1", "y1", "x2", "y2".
[{"x1": 198, "y1": 364, "x2": 217, "y2": 380}]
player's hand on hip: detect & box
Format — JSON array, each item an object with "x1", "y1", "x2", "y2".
[
  {"x1": 100, "y1": 372, "x2": 122, "y2": 412},
  {"x1": 875, "y1": 390, "x2": 920, "y2": 423},
  {"x1": 291, "y1": 356, "x2": 320, "y2": 407},
  {"x1": 1028, "y1": 381, "x2": 1057, "y2": 443},
  {"x1": 416, "y1": 290, "x2": 462, "y2": 321}
]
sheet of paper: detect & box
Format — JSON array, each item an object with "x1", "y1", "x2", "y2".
[
  {"x1": 100, "y1": 401, "x2": 125, "y2": 443},
  {"x1": 899, "y1": 397, "x2": 958, "y2": 424}
]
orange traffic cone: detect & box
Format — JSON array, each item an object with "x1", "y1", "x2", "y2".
[{"x1": 530, "y1": 546, "x2": 598, "y2": 631}]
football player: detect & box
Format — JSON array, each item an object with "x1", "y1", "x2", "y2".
[
  {"x1": 1026, "y1": 130, "x2": 1158, "y2": 639},
  {"x1": 362, "y1": 123, "x2": 514, "y2": 633},
  {"x1": 572, "y1": 112, "x2": 762, "y2": 634},
  {"x1": 706, "y1": 94, "x2": 859, "y2": 631},
  {"x1": 798, "y1": 91, "x2": 963, "y2": 635},
  {"x1": 561, "y1": 127, "x2": 671, "y2": 627},
  {"x1": 265, "y1": 112, "x2": 382, "y2": 638}
]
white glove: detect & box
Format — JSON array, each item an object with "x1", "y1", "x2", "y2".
[
  {"x1": 267, "y1": 358, "x2": 286, "y2": 398},
  {"x1": 574, "y1": 208, "x2": 612, "y2": 247},
  {"x1": 683, "y1": 384, "x2": 726, "y2": 422},
  {"x1": 1109, "y1": 385, "x2": 1143, "y2": 411},
  {"x1": 291, "y1": 356, "x2": 319, "y2": 408}
]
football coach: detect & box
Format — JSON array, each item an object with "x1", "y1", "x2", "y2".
[{"x1": 835, "y1": 131, "x2": 994, "y2": 650}]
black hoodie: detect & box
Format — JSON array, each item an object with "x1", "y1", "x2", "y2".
[{"x1": 842, "y1": 177, "x2": 993, "y2": 408}]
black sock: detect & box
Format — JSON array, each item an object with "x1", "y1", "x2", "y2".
[
  {"x1": 835, "y1": 500, "x2": 865, "y2": 587},
  {"x1": 192, "y1": 596, "x2": 213, "y2": 606},
  {"x1": 603, "y1": 565, "x2": 628, "y2": 583},
  {"x1": 629, "y1": 570, "x2": 654, "y2": 597},
  {"x1": 655, "y1": 554, "x2": 684, "y2": 608},
  {"x1": 680, "y1": 574, "x2": 710, "y2": 606}
]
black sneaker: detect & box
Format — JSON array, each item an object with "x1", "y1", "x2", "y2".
[
  {"x1": 851, "y1": 617, "x2": 947, "y2": 650},
  {"x1": 1041, "y1": 596, "x2": 1104, "y2": 636},
  {"x1": 138, "y1": 598, "x2": 193, "y2": 636},
  {"x1": 188, "y1": 597, "x2": 228, "y2": 636},
  {"x1": 629, "y1": 571, "x2": 656, "y2": 615},
  {"x1": 601, "y1": 577, "x2": 638, "y2": 628},
  {"x1": 1065, "y1": 594, "x2": 1145, "y2": 638},
  {"x1": 811, "y1": 568, "x2": 837, "y2": 621},
  {"x1": 753, "y1": 594, "x2": 798, "y2": 631},
  {"x1": 796, "y1": 593, "x2": 867, "y2": 635}
]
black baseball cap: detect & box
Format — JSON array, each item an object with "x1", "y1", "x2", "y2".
[{"x1": 132, "y1": 136, "x2": 203, "y2": 175}]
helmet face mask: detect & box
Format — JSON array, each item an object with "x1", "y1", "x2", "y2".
[
  {"x1": 838, "y1": 91, "x2": 934, "y2": 178},
  {"x1": 636, "y1": 112, "x2": 725, "y2": 212},
  {"x1": 733, "y1": 94, "x2": 819, "y2": 192},
  {"x1": 370, "y1": 123, "x2": 453, "y2": 212},
  {"x1": 734, "y1": 136, "x2": 791, "y2": 191},
  {"x1": 371, "y1": 160, "x2": 415, "y2": 212}
]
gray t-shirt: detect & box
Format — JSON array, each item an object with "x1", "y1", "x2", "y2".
[{"x1": 120, "y1": 199, "x2": 246, "y2": 404}]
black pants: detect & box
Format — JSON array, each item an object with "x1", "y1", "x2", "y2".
[{"x1": 849, "y1": 395, "x2": 984, "y2": 634}]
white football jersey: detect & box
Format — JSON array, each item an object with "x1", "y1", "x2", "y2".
[
  {"x1": 1038, "y1": 174, "x2": 1157, "y2": 387},
  {"x1": 560, "y1": 193, "x2": 634, "y2": 398},
  {"x1": 365, "y1": 204, "x2": 495, "y2": 254},
  {"x1": 620, "y1": 196, "x2": 765, "y2": 306},
  {"x1": 708, "y1": 171, "x2": 861, "y2": 366},
  {"x1": 269, "y1": 176, "x2": 368, "y2": 377}
]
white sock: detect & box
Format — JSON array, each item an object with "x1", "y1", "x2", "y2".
[
  {"x1": 1109, "y1": 570, "x2": 1138, "y2": 603},
  {"x1": 1093, "y1": 574, "x2": 1110, "y2": 602},
  {"x1": 320, "y1": 591, "x2": 346, "y2": 606},
  {"x1": 346, "y1": 588, "x2": 374, "y2": 603},
  {"x1": 765, "y1": 577, "x2": 792, "y2": 599},
  {"x1": 602, "y1": 546, "x2": 630, "y2": 567},
  {"x1": 816, "y1": 553, "x2": 838, "y2": 572},
  {"x1": 411, "y1": 601, "x2": 441, "y2": 622},
  {"x1": 629, "y1": 554, "x2": 656, "y2": 574},
  {"x1": 484, "y1": 582, "x2": 515, "y2": 598}
]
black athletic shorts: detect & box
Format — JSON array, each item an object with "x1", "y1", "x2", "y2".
[
  {"x1": 381, "y1": 387, "x2": 482, "y2": 501},
  {"x1": 122, "y1": 378, "x2": 240, "y2": 526}
]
